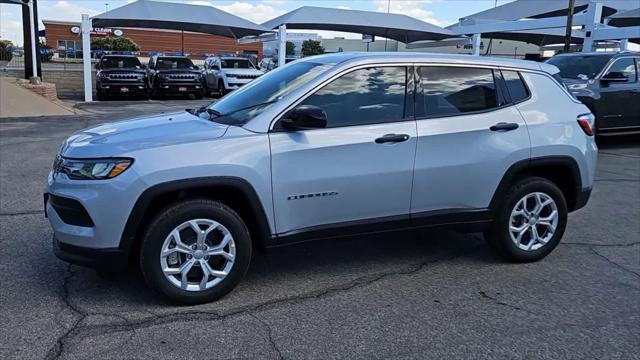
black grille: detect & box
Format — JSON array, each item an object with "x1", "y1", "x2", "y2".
[
  {"x1": 231, "y1": 74, "x2": 259, "y2": 79},
  {"x1": 168, "y1": 74, "x2": 197, "y2": 80},
  {"x1": 49, "y1": 194, "x2": 94, "y2": 227},
  {"x1": 107, "y1": 73, "x2": 141, "y2": 80}
]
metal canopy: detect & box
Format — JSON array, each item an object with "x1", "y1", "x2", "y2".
[
  {"x1": 607, "y1": 8, "x2": 640, "y2": 27},
  {"x1": 480, "y1": 28, "x2": 585, "y2": 46},
  {"x1": 455, "y1": 0, "x2": 635, "y2": 24},
  {"x1": 91, "y1": 0, "x2": 268, "y2": 39},
  {"x1": 261, "y1": 6, "x2": 454, "y2": 43}
]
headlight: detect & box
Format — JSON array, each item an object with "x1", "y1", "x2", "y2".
[{"x1": 54, "y1": 157, "x2": 133, "y2": 180}]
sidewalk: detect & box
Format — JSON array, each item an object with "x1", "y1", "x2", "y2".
[{"x1": 0, "y1": 77, "x2": 76, "y2": 118}]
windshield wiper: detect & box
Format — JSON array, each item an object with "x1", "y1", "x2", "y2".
[{"x1": 213, "y1": 100, "x2": 278, "y2": 118}]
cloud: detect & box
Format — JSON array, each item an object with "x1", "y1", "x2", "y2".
[
  {"x1": 372, "y1": 0, "x2": 450, "y2": 27},
  {"x1": 188, "y1": 1, "x2": 286, "y2": 24},
  {"x1": 0, "y1": 5, "x2": 23, "y2": 44},
  {"x1": 40, "y1": 0, "x2": 99, "y2": 20}
]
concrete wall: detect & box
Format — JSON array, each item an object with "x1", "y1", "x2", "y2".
[{"x1": 2, "y1": 68, "x2": 94, "y2": 98}]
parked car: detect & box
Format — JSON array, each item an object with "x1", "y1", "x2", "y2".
[
  {"x1": 146, "y1": 55, "x2": 204, "y2": 99},
  {"x1": 47, "y1": 53, "x2": 596, "y2": 304},
  {"x1": 202, "y1": 56, "x2": 263, "y2": 96},
  {"x1": 258, "y1": 56, "x2": 298, "y2": 72},
  {"x1": 95, "y1": 55, "x2": 148, "y2": 100},
  {"x1": 546, "y1": 51, "x2": 639, "y2": 136}
]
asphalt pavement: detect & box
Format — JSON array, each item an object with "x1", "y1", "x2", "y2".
[{"x1": 0, "y1": 101, "x2": 638, "y2": 359}]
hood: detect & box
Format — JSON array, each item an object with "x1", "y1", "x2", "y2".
[
  {"x1": 156, "y1": 69, "x2": 201, "y2": 74},
  {"x1": 99, "y1": 68, "x2": 146, "y2": 74},
  {"x1": 222, "y1": 68, "x2": 263, "y2": 76},
  {"x1": 61, "y1": 111, "x2": 228, "y2": 158}
]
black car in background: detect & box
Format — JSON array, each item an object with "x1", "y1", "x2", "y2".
[
  {"x1": 95, "y1": 55, "x2": 148, "y2": 100},
  {"x1": 547, "y1": 52, "x2": 639, "y2": 136},
  {"x1": 146, "y1": 55, "x2": 204, "y2": 99}
]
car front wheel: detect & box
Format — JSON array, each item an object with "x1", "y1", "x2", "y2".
[
  {"x1": 486, "y1": 177, "x2": 568, "y2": 262},
  {"x1": 140, "y1": 199, "x2": 252, "y2": 304}
]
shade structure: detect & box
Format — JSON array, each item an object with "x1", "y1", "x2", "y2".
[
  {"x1": 91, "y1": 0, "x2": 269, "y2": 39},
  {"x1": 262, "y1": 6, "x2": 454, "y2": 43},
  {"x1": 480, "y1": 28, "x2": 584, "y2": 46},
  {"x1": 607, "y1": 8, "x2": 640, "y2": 27}
]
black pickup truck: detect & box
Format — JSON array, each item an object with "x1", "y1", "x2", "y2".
[
  {"x1": 147, "y1": 55, "x2": 204, "y2": 99},
  {"x1": 95, "y1": 55, "x2": 148, "y2": 100}
]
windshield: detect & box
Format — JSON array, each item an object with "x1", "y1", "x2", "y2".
[
  {"x1": 100, "y1": 57, "x2": 141, "y2": 69},
  {"x1": 221, "y1": 59, "x2": 253, "y2": 69},
  {"x1": 546, "y1": 55, "x2": 614, "y2": 79},
  {"x1": 156, "y1": 57, "x2": 196, "y2": 70},
  {"x1": 206, "y1": 61, "x2": 332, "y2": 126}
]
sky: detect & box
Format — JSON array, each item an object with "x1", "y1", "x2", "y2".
[{"x1": 0, "y1": 0, "x2": 516, "y2": 46}]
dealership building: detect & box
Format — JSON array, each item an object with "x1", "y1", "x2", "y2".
[{"x1": 42, "y1": 20, "x2": 262, "y2": 58}]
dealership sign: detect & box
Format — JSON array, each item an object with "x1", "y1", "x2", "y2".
[{"x1": 70, "y1": 26, "x2": 123, "y2": 36}]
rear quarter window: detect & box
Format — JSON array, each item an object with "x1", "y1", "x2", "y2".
[{"x1": 502, "y1": 71, "x2": 530, "y2": 103}]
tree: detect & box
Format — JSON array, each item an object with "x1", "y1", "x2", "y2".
[
  {"x1": 285, "y1": 41, "x2": 295, "y2": 56},
  {"x1": 301, "y1": 39, "x2": 324, "y2": 56},
  {"x1": 0, "y1": 39, "x2": 14, "y2": 62},
  {"x1": 91, "y1": 37, "x2": 140, "y2": 52}
]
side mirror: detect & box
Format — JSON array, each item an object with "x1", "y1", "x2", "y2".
[
  {"x1": 141, "y1": 64, "x2": 147, "y2": 70},
  {"x1": 280, "y1": 105, "x2": 327, "y2": 130}
]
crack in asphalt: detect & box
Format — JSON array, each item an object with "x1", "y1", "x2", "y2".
[
  {"x1": 248, "y1": 313, "x2": 284, "y2": 360},
  {"x1": 562, "y1": 241, "x2": 640, "y2": 247},
  {"x1": 594, "y1": 178, "x2": 640, "y2": 183},
  {"x1": 589, "y1": 247, "x2": 640, "y2": 279},
  {"x1": 0, "y1": 210, "x2": 44, "y2": 217},
  {"x1": 599, "y1": 151, "x2": 640, "y2": 159},
  {"x1": 46, "y1": 265, "x2": 88, "y2": 360},
  {"x1": 478, "y1": 291, "x2": 538, "y2": 316},
  {"x1": 44, "y1": 243, "x2": 482, "y2": 358}
]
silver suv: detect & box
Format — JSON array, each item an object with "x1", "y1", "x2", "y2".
[
  {"x1": 46, "y1": 53, "x2": 597, "y2": 304},
  {"x1": 202, "y1": 56, "x2": 263, "y2": 95}
]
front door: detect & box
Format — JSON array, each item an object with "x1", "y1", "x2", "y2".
[
  {"x1": 269, "y1": 66, "x2": 417, "y2": 238},
  {"x1": 598, "y1": 57, "x2": 640, "y2": 131}
]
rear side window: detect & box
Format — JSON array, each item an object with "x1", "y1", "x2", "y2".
[
  {"x1": 300, "y1": 66, "x2": 407, "y2": 128},
  {"x1": 502, "y1": 71, "x2": 529, "y2": 103},
  {"x1": 603, "y1": 58, "x2": 637, "y2": 83},
  {"x1": 418, "y1": 66, "x2": 498, "y2": 117}
]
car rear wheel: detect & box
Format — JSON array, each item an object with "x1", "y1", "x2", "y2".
[
  {"x1": 140, "y1": 199, "x2": 252, "y2": 304},
  {"x1": 485, "y1": 177, "x2": 567, "y2": 262}
]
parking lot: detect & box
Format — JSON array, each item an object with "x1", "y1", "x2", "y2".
[{"x1": 0, "y1": 101, "x2": 638, "y2": 359}]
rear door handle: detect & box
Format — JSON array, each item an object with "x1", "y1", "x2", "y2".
[
  {"x1": 490, "y1": 122, "x2": 519, "y2": 132},
  {"x1": 375, "y1": 133, "x2": 410, "y2": 144}
]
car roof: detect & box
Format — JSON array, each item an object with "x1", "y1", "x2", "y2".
[
  {"x1": 101, "y1": 54, "x2": 137, "y2": 58},
  {"x1": 298, "y1": 52, "x2": 557, "y2": 73},
  {"x1": 553, "y1": 51, "x2": 639, "y2": 57}
]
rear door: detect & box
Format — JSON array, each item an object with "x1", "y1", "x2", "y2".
[
  {"x1": 269, "y1": 65, "x2": 417, "y2": 237},
  {"x1": 598, "y1": 56, "x2": 639, "y2": 131},
  {"x1": 410, "y1": 65, "x2": 531, "y2": 223}
]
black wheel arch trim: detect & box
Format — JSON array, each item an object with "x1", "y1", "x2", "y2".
[
  {"x1": 489, "y1": 155, "x2": 585, "y2": 212},
  {"x1": 118, "y1": 176, "x2": 272, "y2": 255}
]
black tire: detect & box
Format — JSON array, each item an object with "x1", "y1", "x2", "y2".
[
  {"x1": 218, "y1": 80, "x2": 226, "y2": 96},
  {"x1": 195, "y1": 91, "x2": 204, "y2": 100},
  {"x1": 140, "y1": 199, "x2": 252, "y2": 304},
  {"x1": 96, "y1": 90, "x2": 107, "y2": 101},
  {"x1": 485, "y1": 176, "x2": 567, "y2": 262}
]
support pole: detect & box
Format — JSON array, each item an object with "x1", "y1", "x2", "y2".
[
  {"x1": 81, "y1": 14, "x2": 93, "y2": 102},
  {"x1": 471, "y1": 33, "x2": 481, "y2": 56},
  {"x1": 582, "y1": 0, "x2": 603, "y2": 52},
  {"x1": 278, "y1": 24, "x2": 286, "y2": 68},
  {"x1": 27, "y1": 0, "x2": 38, "y2": 81},
  {"x1": 563, "y1": 0, "x2": 576, "y2": 53},
  {"x1": 619, "y1": 39, "x2": 628, "y2": 51}
]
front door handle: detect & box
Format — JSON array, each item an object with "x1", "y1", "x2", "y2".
[
  {"x1": 490, "y1": 122, "x2": 519, "y2": 132},
  {"x1": 375, "y1": 133, "x2": 410, "y2": 144}
]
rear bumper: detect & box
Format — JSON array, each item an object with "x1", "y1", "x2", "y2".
[{"x1": 53, "y1": 235, "x2": 128, "y2": 269}]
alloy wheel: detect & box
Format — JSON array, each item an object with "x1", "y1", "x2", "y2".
[{"x1": 509, "y1": 192, "x2": 559, "y2": 251}]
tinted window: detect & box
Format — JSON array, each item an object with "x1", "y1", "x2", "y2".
[
  {"x1": 100, "y1": 57, "x2": 141, "y2": 69},
  {"x1": 502, "y1": 71, "x2": 529, "y2": 102},
  {"x1": 299, "y1": 67, "x2": 407, "y2": 128},
  {"x1": 419, "y1": 67, "x2": 497, "y2": 117},
  {"x1": 156, "y1": 57, "x2": 196, "y2": 70},
  {"x1": 546, "y1": 55, "x2": 613, "y2": 79},
  {"x1": 603, "y1": 58, "x2": 637, "y2": 83},
  {"x1": 221, "y1": 59, "x2": 252, "y2": 69}
]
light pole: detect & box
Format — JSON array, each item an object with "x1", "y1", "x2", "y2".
[{"x1": 563, "y1": 0, "x2": 576, "y2": 53}]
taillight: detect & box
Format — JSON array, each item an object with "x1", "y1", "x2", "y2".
[{"x1": 577, "y1": 113, "x2": 595, "y2": 136}]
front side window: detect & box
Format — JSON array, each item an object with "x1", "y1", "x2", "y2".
[
  {"x1": 418, "y1": 66, "x2": 498, "y2": 117},
  {"x1": 502, "y1": 70, "x2": 529, "y2": 103},
  {"x1": 603, "y1": 58, "x2": 637, "y2": 83},
  {"x1": 300, "y1": 66, "x2": 407, "y2": 128}
]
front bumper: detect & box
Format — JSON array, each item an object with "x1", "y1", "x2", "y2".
[
  {"x1": 98, "y1": 81, "x2": 147, "y2": 95},
  {"x1": 156, "y1": 82, "x2": 203, "y2": 94},
  {"x1": 53, "y1": 235, "x2": 128, "y2": 269}
]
